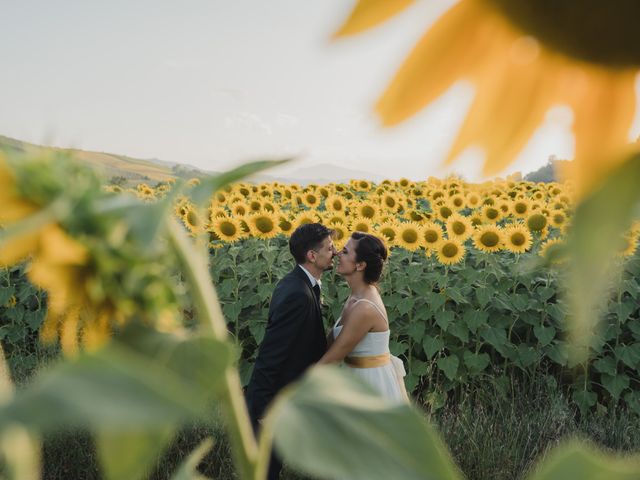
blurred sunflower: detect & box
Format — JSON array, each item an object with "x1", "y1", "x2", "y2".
[
  {"x1": 549, "y1": 209, "x2": 568, "y2": 229},
  {"x1": 246, "y1": 212, "x2": 280, "y2": 239},
  {"x1": 397, "y1": 178, "x2": 411, "y2": 189},
  {"x1": 397, "y1": 222, "x2": 423, "y2": 251},
  {"x1": 616, "y1": 232, "x2": 638, "y2": 258},
  {"x1": 210, "y1": 217, "x2": 243, "y2": 243},
  {"x1": 380, "y1": 192, "x2": 400, "y2": 211},
  {"x1": 337, "y1": 0, "x2": 640, "y2": 196},
  {"x1": 324, "y1": 212, "x2": 347, "y2": 226},
  {"x1": 469, "y1": 213, "x2": 484, "y2": 227},
  {"x1": 539, "y1": 238, "x2": 567, "y2": 263},
  {"x1": 446, "y1": 213, "x2": 473, "y2": 241},
  {"x1": 422, "y1": 221, "x2": 444, "y2": 250},
  {"x1": 435, "y1": 238, "x2": 466, "y2": 265},
  {"x1": 208, "y1": 207, "x2": 228, "y2": 221},
  {"x1": 406, "y1": 209, "x2": 426, "y2": 222},
  {"x1": 473, "y1": 225, "x2": 503, "y2": 252},
  {"x1": 319, "y1": 186, "x2": 331, "y2": 198},
  {"x1": 465, "y1": 192, "x2": 482, "y2": 209},
  {"x1": 503, "y1": 224, "x2": 532, "y2": 253}
]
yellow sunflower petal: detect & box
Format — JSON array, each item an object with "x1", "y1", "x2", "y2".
[
  {"x1": 376, "y1": 0, "x2": 491, "y2": 126},
  {"x1": 0, "y1": 231, "x2": 39, "y2": 266},
  {"x1": 333, "y1": 0, "x2": 414, "y2": 38}
]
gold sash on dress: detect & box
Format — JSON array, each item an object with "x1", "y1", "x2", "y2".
[{"x1": 344, "y1": 353, "x2": 391, "y2": 368}]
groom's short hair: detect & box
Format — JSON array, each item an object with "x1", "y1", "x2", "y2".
[{"x1": 289, "y1": 223, "x2": 334, "y2": 264}]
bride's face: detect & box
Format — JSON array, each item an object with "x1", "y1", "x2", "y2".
[{"x1": 336, "y1": 237, "x2": 363, "y2": 277}]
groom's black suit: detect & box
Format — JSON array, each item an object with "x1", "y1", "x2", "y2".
[
  {"x1": 246, "y1": 265, "x2": 327, "y2": 422},
  {"x1": 245, "y1": 265, "x2": 327, "y2": 480}
]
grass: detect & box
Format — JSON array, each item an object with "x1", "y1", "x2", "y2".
[{"x1": 34, "y1": 377, "x2": 640, "y2": 480}]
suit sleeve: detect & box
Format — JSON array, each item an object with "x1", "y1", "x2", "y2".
[{"x1": 247, "y1": 287, "x2": 312, "y2": 418}]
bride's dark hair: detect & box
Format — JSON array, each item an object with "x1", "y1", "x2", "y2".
[{"x1": 351, "y1": 232, "x2": 388, "y2": 284}]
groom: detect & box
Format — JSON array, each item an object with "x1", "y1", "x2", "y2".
[{"x1": 245, "y1": 222, "x2": 336, "y2": 479}]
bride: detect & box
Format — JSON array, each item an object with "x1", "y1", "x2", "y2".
[{"x1": 319, "y1": 232, "x2": 409, "y2": 403}]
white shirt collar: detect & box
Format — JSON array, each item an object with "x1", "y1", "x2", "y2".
[{"x1": 298, "y1": 264, "x2": 321, "y2": 288}]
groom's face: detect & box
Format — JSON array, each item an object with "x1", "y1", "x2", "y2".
[{"x1": 311, "y1": 236, "x2": 337, "y2": 272}]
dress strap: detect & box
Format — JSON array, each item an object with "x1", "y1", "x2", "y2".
[{"x1": 353, "y1": 298, "x2": 388, "y2": 324}]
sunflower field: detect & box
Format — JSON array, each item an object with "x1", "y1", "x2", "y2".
[{"x1": 7, "y1": 173, "x2": 640, "y2": 418}]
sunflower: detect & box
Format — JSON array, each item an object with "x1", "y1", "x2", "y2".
[
  {"x1": 616, "y1": 232, "x2": 638, "y2": 258},
  {"x1": 435, "y1": 238, "x2": 466, "y2": 265},
  {"x1": 469, "y1": 213, "x2": 484, "y2": 227},
  {"x1": 319, "y1": 186, "x2": 331, "y2": 198},
  {"x1": 329, "y1": 222, "x2": 349, "y2": 249},
  {"x1": 231, "y1": 202, "x2": 250, "y2": 217},
  {"x1": 465, "y1": 192, "x2": 482, "y2": 209},
  {"x1": 503, "y1": 224, "x2": 532, "y2": 253},
  {"x1": 473, "y1": 225, "x2": 503, "y2": 253},
  {"x1": 355, "y1": 201, "x2": 379, "y2": 219},
  {"x1": 210, "y1": 217, "x2": 243, "y2": 243},
  {"x1": 208, "y1": 206, "x2": 228, "y2": 221},
  {"x1": 323, "y1": 194, "x2": 345, "y2": 213},
  {"x1": 277, "y1": 215, "x2": 295, "y2": 236},
  {"x1": 291, "y1": 212, "x2": 319, "y2": 228},
  {"x1": 323, "y1": 213, "x2": 347, "y2": 226},
  {"x1": 248, "y1": 199, "x2": 263, "y2": 213},
  {"x1": 434, "y1": 202, "x2": 454, "y2": 221},
  {"x1": 526, "y1": 212, "x2": 548, "y2": 233},
  {"x1": 511, "y1": 198, "x2": 531, "y2": 218},
  {"x1": 549, "y1": 209, "x2": 568, "y2": 229},
  {"x1": 398, "y1": 178, "x2": 411, "y2": 189},
  {"x1": 351, "y1": 179, "x2": 372, "y2": 192},
  {"x1": 246, "y1": 212, "x2": 280, "y2": 239},
  {"x1": 397, "y1": 222, "x2": 423, "y2": 251},
  {"x1": 481, "y1": 205, "x2": 502, "y2": 224},
  {"x1": 406, "y1": 209, "x2": 426, "y2": 222},
  {"x1": 376, "y1": 221, "x2": 400, "y2": 245},
  {"x1": 338, "y1": 0, "x2": 640, "y2": 197},
  {"x1": 302, "y1": 191, "x2": 321, "y2": 209},
  {"x1": 350, "y1": 217, "x2": 375, "y2": 234},
  {"x1": 380, "y1": 192, "x2": 400, "y2": 211},
  {"x1": 539, "y1": 238, "x2": 567, "y2": 263},
  {"x1": 449, "y1": 194, "x2": 466, "y2": 210},
  {"x1": 446, "y1": 213, "x2": 473, "y2": 241},
  {"x1": 182, "y1": 207, "x2": 203, "y2": 234},
  {"x1": 422, "y1": 221, "x2": 444, "y2": 250}
]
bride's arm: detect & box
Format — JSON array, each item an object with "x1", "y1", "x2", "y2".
[{"x1": 318, "y1": 307, "x2": 373, "y2": 364}]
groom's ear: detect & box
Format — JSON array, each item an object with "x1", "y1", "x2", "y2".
[{"x1": 306, "y1": 249, "x2": 316, "y2": 263}]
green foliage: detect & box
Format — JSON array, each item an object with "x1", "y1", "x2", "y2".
[{"x1": 209, "y1": 236, "x2": 640, "y2": 415}]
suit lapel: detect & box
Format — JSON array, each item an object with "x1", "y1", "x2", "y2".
[{"x1": 293, "y1": 265, "x2": 322, "y2": 316}]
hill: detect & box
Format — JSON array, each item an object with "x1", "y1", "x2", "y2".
[{"x1": 0, "y1": 136, "x2": 207, "y2": 185}]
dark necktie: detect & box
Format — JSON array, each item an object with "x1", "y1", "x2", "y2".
[{"x1": 312, "y1": 284, "x2": 321, "y2": 302}]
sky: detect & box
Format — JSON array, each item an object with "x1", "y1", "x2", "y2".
[{"x1": 2, "y1": 0, "x2": 639, "y2": 181}]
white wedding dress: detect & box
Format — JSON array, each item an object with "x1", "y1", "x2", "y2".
[{"x1": 333, "y1": 299, "x2": 409, "y2": 404}]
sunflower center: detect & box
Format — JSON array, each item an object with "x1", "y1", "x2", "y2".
[
  {"x1": 361, "y1": 206, "x2": 375, "y2": 218},
  {"x1": 424, "y1": 229, "x2": 439, "y2": 244},
  {"x1": 452, "y1": 221, "x2": 466, "y2": 235},
  {"x1": 255, "y1": 217, "x2": 275, "y2": 233},
  {"x1": 527, "y1": 213, "x2": 547, "y2": 231},
  {"x1": 515, "y1": 203, "x2": 527, "y2": 214},
  {"x1": 402, "y1": 229, "x2": 418, "y2": 244},
  {"x1": 332, "y1": 200, "x2": 343, "y2": 210},
  {"x1": 442, "y1": 242, "x2": 459, "y2": 258},
  {"x1": 186, "y1": 211, "x2": 199, "y2": 227},
  {"x1": 480, "y1": 231, "x2": 500, "y2": 247},
  {"x1": 385, "y1": 196, "x2": 396, "y2": 208},
  {"x1": 511, "y1": 232, "x2": 525, "y2": 246},
  {"x1": 220, "y1": 222, "x2": 237, "y2": 237},
  {"x1": 486, "y1": 208, "x2": 499, "y2": 220},
  {"x1": 381, "y1": 228, "x2": 396, "y2": 240},
  {"x1": 439, "y1": 206, "x2": 453, "y2": 219}
]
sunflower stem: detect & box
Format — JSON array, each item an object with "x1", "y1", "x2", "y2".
[{"x1": 167, "y1": 219, "x2": 261, "y2": 480}]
